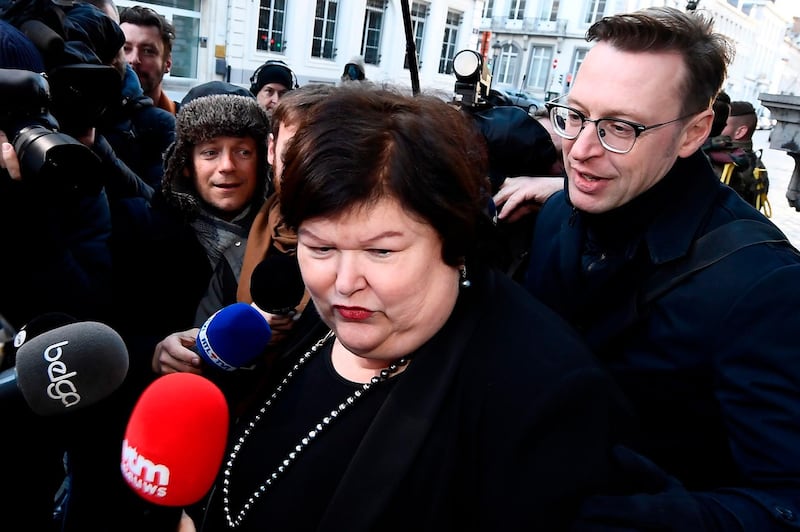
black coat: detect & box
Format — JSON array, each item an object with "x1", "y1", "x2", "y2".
[
  {"x1": 0, "y1": 169, "x2": 113, "y2": 530},
  {"x1": 197, "y1": 266, "x2": 632, "y2": 531},
  {"x1": 526, "y1": 150, "x2": 800, "y2": 530}
]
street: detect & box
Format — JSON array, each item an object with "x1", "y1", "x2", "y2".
[{"x1": 752, "y1": 129, "x2": 800, "y2": 247}]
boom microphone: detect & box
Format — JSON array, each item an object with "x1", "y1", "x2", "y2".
[
  {"x1": 196, "y1": 302, "x2": 272, "y2": 372},
  {"x1": 0, "y1": 321, "x2": 129, "y2": 415},
  {"x1": 121, "y1": 372, "x2": 229, "y2": 506},
  {"x1": 250, "y1": 252, "x2": 306, "y2": 315}
]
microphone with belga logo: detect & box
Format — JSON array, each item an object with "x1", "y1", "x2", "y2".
[{"x1": 0, "y1": 320, "x2": 129, "y2": 415}]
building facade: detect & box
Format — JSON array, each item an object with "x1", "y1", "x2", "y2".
[
  {"x1": 116, "y1": 0, "x2": 481, "y2": 100},
  {"x1": 114, "y1": 0, "x2": 797, "y2": 105},
  {"x1": 478, "y1": 0, "x2": 798, "y2": 107}
]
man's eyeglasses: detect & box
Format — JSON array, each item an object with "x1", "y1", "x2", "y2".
[{"x1": 546, "y1": 103, "x2": 699, "y2": 154}]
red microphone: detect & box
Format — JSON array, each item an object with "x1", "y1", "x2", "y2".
[{"x1": 121, "y1": 373, "x2": 229, "y2": 506}]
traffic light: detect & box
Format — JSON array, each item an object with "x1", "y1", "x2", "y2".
[{"x1": 552, "y1": 58, "x2": 558, "y2": 69}]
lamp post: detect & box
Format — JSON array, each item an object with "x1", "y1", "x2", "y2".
[{"x1": 491, "y1": 40, "x2": 502, "y2": 77}]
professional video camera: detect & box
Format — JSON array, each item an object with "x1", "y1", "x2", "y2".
[{"x1": 0, "y1": 66, "x2": 118, "y2": 194}]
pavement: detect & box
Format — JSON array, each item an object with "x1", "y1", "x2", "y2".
[{"x1": 752, "y1": 129, "x2": 800, "y2": 247}]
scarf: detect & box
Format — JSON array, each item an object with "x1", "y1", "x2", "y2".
[
  {"x1": 191, "y1": 206, "x2": 252, "y2": 270},
  {"x1": 236, "y1": 195, "x2": 300, "y2": 304}
]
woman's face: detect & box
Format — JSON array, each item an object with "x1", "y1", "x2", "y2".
[{"x1": 297, "y1": 196, "x2": 460, "y2": 362}]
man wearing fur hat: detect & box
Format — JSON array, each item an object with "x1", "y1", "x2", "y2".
[
  {"x1": 113, "y1": 91, "x2": 270, "y2": 342},
  {"x1": 57, "y1": 90, "x2": 272, "y2": 531},
  {"x1": 249, "y1": 59, "x2": 296, "y2": 113}
]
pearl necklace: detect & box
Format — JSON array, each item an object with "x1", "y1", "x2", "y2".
[{"x1": 222, "y1": 330, "x2": 410, "y2": 528}]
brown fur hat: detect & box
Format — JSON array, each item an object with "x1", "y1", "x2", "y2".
[{"x1": 162, "y1": 94, "x2": 270, "y2": 216}]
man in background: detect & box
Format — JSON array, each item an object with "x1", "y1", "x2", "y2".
[
  {"x1": 120, "y1": 5, "x2": 177, "y2": 115},
  {"x1": 249, "y1": 59, "x2": 296, "y2": 114},
  {"x1": 706, "y1": 100, "x2": 769, "y2": 212}
]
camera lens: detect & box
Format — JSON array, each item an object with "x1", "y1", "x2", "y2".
[{"x1": 14, "y1": 125, "x2": 103, "y2": 195}]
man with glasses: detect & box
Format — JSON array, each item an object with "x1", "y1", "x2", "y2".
[{"x1": 524, "y1": 7, "x2": 800, "y2": 530}]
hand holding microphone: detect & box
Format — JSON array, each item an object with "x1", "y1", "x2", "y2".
[
  {"x1": 153, "y1": 303, "x2": 273, "y2": 375},
  {"x1": 152, "y1": 328, "x2": 202, "y2": 376}
]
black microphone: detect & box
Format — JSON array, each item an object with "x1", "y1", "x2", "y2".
[
  {"x1": 250, "y1": 252, "x2": 306, "y2": 315},
  {"x1": 2, "y1": 312, "x2": 77, "y2": 370},
  {"x1": 8, "y1": 312, "x2": 77, "y2": 366},
  {"x1": 0, "y1": 321, "x2": 129, "y2": 415},
  {"x1": 19, "y1": 19, "x2": 65, "y2": 61}
]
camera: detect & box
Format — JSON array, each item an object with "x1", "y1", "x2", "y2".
[
  {"x1": 451, "y1": 49, "x2": 492, "y2": 108},
  {"x1": 0, "y1": 67, "x2": 104, "y2": 194}
]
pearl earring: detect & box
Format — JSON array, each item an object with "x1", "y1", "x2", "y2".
[{"x1": 459, "y1": 264, "x2": 471, "y2": 288}]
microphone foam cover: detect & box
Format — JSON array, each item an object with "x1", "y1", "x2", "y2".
[
  {"x1": 196, "y1": 303, "x2": 272, "y2": 372},
  {"x1": 250, "y1": 252, "x2": 306, "y2": 314},
  {"x1": 14, "y1": 321, "x2": 129, "y2": 416},
  {"x1": 121, "y1": 373, "x2": 229, "y2": 506}
]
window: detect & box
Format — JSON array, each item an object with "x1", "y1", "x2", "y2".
[
  {"x1": 526, "y1": 45, "x2": 553, "y2": 91},
  {"x1": 170, "y1": 14, "x2": 199, "y2": 78},
  {"x1": 495, "y1": 43, "x2": 520, "y2": 86},
  {"x1": 482, "y1": 0, "x2": 493, "y2": 19},
  {"x1": 540, "y1": 0, "x2": 560, "y2": 22},
  {"x1": 584, "y1": 0, "x2": 606, "y2": 24},
  {"x1": 361, "y1": 0, "x2": 385, "y2": 65},
  {"x1": 312, "y1": 0, "x2": 337, "y2": 59},
  {"x1": 404, "y1": 2, "x2": 427, "y2": 70},
  {"x1": 438, "y1": 10, "x2": 461, "y2": 74},
  {"x1": 256, "y1": 0, "x2": 286, "y2": 52},
  {"x1": 508, "y1": 0, "x2": 525, "y2": 20}
]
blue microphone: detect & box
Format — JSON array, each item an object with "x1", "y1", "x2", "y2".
[{"x1": 195, "y1": 303, "x2": 272, "y2": 372}]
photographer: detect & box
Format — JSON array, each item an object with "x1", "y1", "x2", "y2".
[
  {"x1": 0, "y1": 22, "x2": 113, "y2": 345},
  {"x1": 1, "y1": 4, "x2": 175, "y2": 529},
  {"x1": 0, "y1": 19, "x2": 113, "y2": 530},
  {"x1": 449, "y1": 49, "x2": 562, "y2": 281}
]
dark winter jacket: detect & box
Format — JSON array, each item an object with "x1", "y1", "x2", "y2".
[
  {"x1": 97, "y1": 64, "x2": 175, "y2": 195},
  {"x1": 526, "y1": 149, "x2": 800, "y2": 530}
]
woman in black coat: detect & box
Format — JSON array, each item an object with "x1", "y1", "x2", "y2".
[{"x1": 187, "y1": 85, "x2": 632, "y2": 531}]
